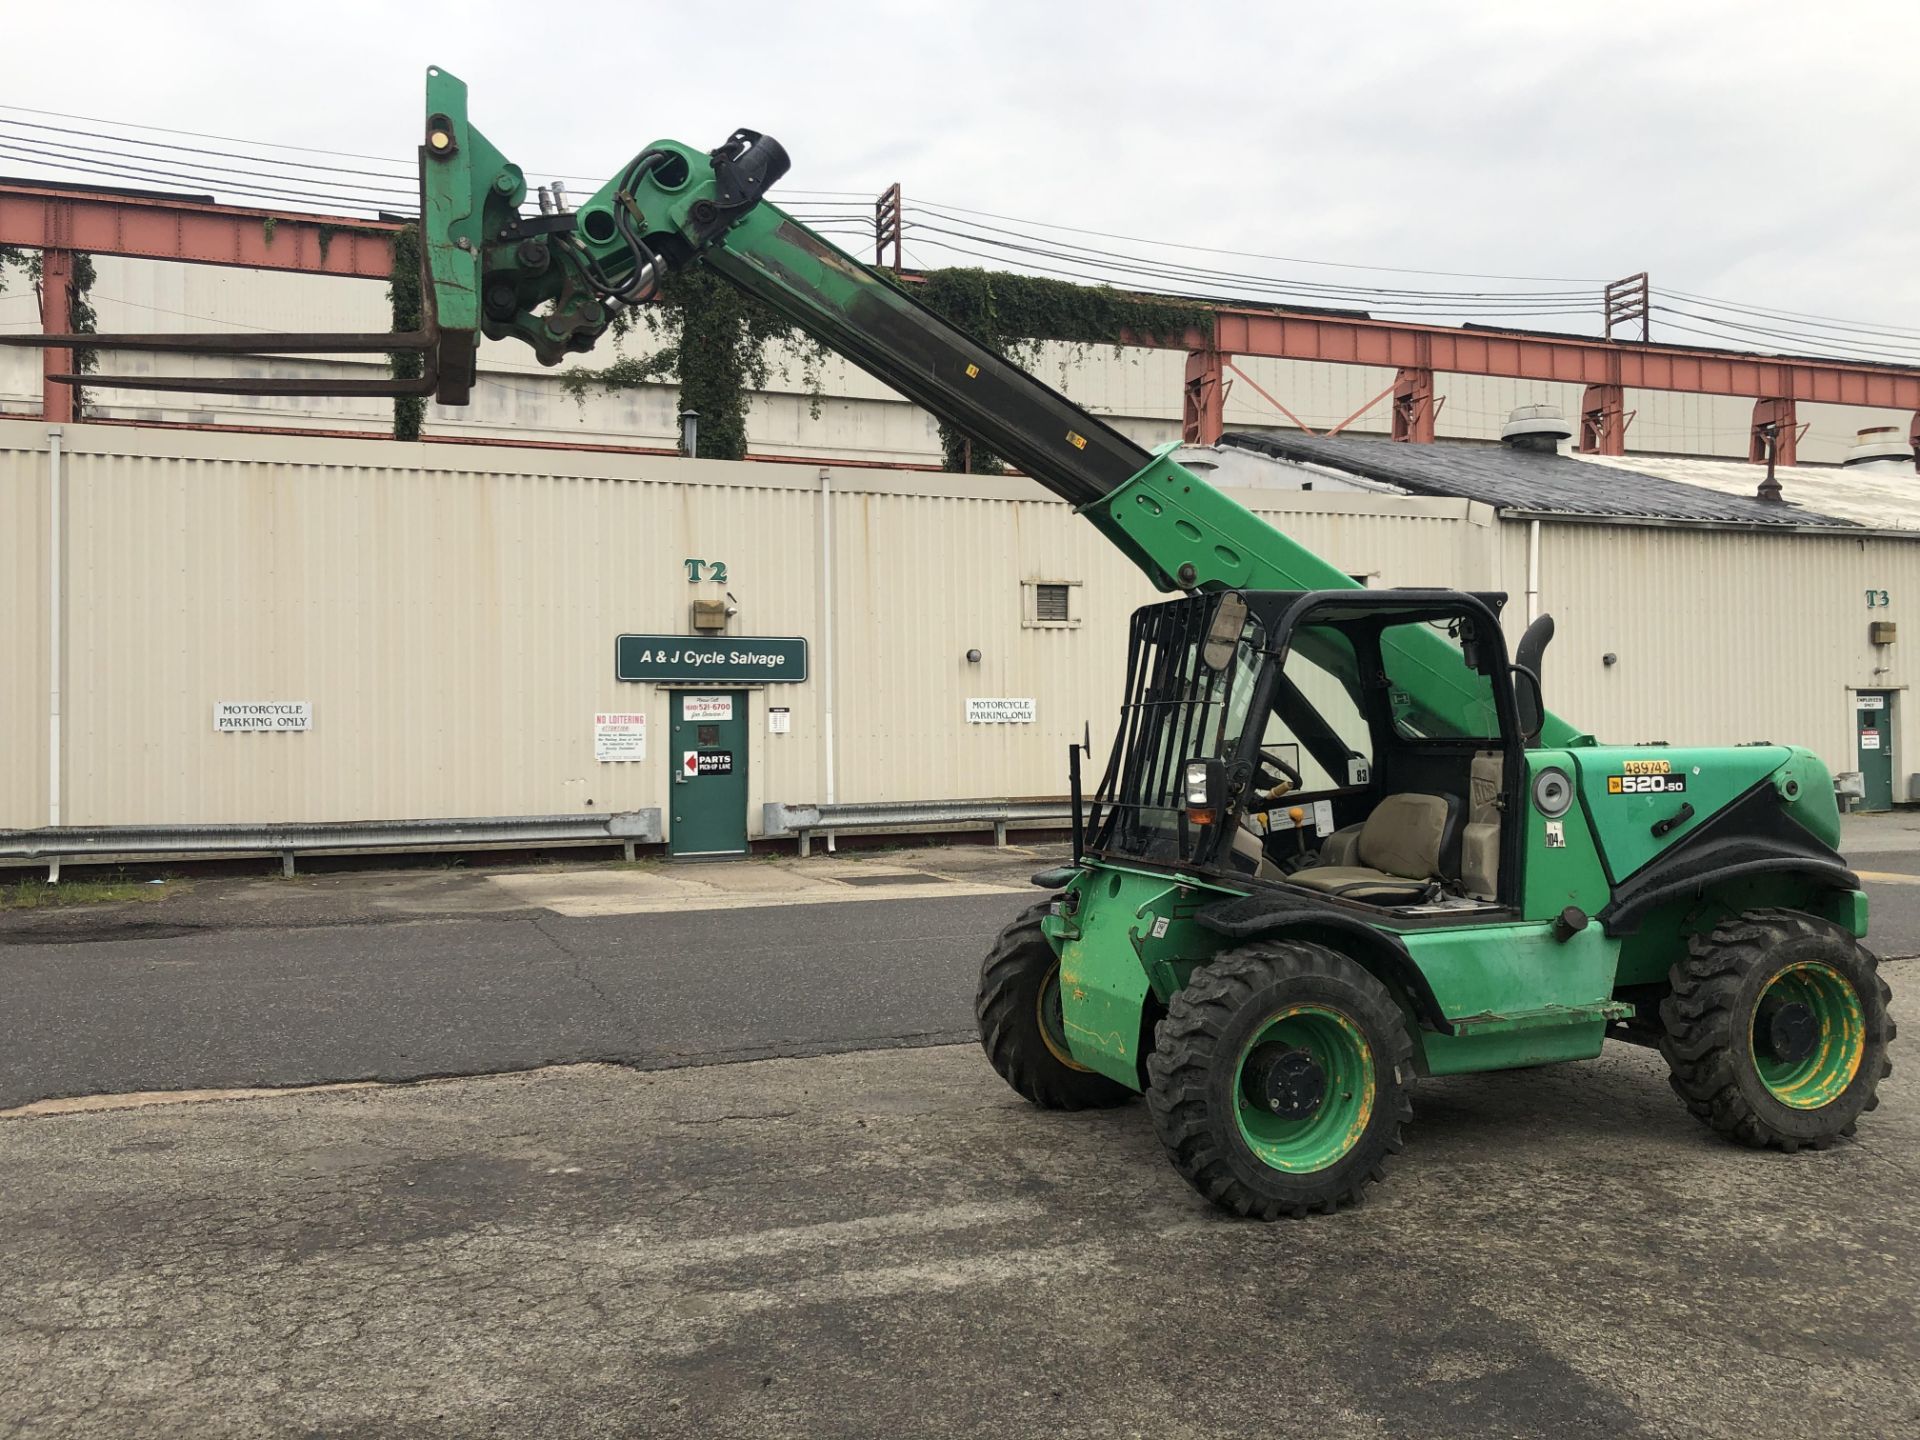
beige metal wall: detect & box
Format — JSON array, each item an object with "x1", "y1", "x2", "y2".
[
  {"x1": 5, "y1": 419, "x2": 1914, "y2": 836},
  {"x1": 0, "y1": 420, "x2": 1498, "y2": 834},
  {"x1": 0, "y1": 436, "x2": 46, "y2": 829},
  {"x1": 1517, "y1": 520, "x2": 1917, "y2": 788}
]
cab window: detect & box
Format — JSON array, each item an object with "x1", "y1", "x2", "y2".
[
  {"x1": 1380, "y1": 620, "x2": 1500, "y2": 740},
  {"x1": 1259, "y1": 624, "x2": 1372, "y2": 791}
]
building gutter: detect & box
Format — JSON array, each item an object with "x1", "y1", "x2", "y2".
[
  {"x1": 1526, "y1": 518, "x2": 1541, "y2": 625},
  {"x1": 819, "y1": 468, "x2": 838, "y2": 854},
  {"x1": 46, "y1": 426, "x2": 63, "y2": 884}
]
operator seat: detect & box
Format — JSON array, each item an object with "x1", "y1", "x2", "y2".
[{"x1": 1290, "y1": 792, "x2": 1462, "y2": 904}]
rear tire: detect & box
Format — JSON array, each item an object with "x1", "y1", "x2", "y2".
[
  {"x1": 976, "y1": 899, "x2": 1133, "y2": 1110},
  {"x1": 1146, "y1": 941, "x2": 1413, "y2": 1219},
  {"x1": 1660, "y1": 909, "x2": 1893, "y2": 1152}
]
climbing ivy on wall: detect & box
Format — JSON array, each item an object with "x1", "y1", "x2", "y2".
[
  {"x1": 387, "y1": 225, "x2": 425, "y2": 441},
  {"x1": 907, "y1": 268, "x2": 1214, "y2": 472},
  {"x1": 562, "y1": 267, "x2": 826, "y2": 463},
  {"x1": 0, "y1": 246, "x2": 98, "y2": 417},
  {"x1": 558, "y1": 259, "x2": 1212, "y2": 471}
]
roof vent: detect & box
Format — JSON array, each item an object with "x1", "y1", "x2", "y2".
[
  {"x1": 1843, "y1": 425, "x2": 1916, "y2": 469},
  {"x1": 1500, "y1": 403, "x2": 1573, "y2": 455}
]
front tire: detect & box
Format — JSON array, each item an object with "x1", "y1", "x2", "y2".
[
  {"x1": 976, "y1": 899, "x2": 1133, "y2": 1110},
  {"x1": 1660, "y1": 909, "x2": 1894, "y2": 1152},
  {"x1": 1146, "y1": 941, "x2": 1413, "y2": 1219}
]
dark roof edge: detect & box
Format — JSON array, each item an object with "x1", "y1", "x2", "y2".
[{"x1": 1498, "y1": 509, "x2": 1911, "y2": 538}]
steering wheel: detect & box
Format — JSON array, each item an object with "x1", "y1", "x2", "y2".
[{"x1": 1256, "y1": 747, "x2": 1304, "y2": 793}]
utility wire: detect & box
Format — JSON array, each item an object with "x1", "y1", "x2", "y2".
[
  {"x1": 1649, "y1": 306, "x2": 1920, "y2": 363},
  {"x1": 904, "y1": 218, "x2": 1597, "y2": 309},
  {"x1": 0, "y1": 140, "x2": 397, "y2": 214},
  {"x1": 1653, "y1": 286, "x2": 1920, "y2": 342},
  {"x1": 900, "y1": 226, "x2": 1604, "y2": 320},
  {"x1": 906, "y1": 195, "x2": 1605, "y2": 285},
  {"x1": 7, "y1": 102, "x2": 1917, "y2": 361},
  {"x1": 0, "y1": 127, "x2": 415, "y2": 201},
  {"x1": 895, "y1": 230, "x2": 1603, "y2": 323}
]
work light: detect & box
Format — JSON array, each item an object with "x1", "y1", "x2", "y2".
[{"x1": 1184, "y1": 760, "x2": 1213, "y2": 808}]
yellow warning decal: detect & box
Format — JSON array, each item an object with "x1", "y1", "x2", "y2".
[
  {"x1": 964, "y1": 363, "x2": 979, "y2": 378},
  {"x1": 1066, "y1": 431, "x2": 1088, "y2": 450}
]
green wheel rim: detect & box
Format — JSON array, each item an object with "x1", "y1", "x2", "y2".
[
  {"x1": 1233, "y1": 1005, "x2": 1376, "y2": 1174},
  {"x1": 1750, "y1": 961, "x2": 1866, "y2": 1109}
]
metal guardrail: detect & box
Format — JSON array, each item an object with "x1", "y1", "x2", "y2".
[
  {"x1": 0, "y1": 810, "x2": 663, "y2": 876},
  {"x1": 763, "y1": 799, "x2": 1072, "y2": 858}
]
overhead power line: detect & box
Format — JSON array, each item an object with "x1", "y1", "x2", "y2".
[
  {"x1": 905, "y1": 195, "x2": 1606, "y2": 286},
  {"x1": 3, "y1": 103, "x2": 1916, "y2": 365}
]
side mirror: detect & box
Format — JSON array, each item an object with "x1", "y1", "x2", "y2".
[
  {"x1": 1512, "y1": 665, "x2": 1546, "y2": 748},
  {"x1": 1202, "y1": 591, "x2": 1249, "y2": 671},
  {"x1": 1514, "y1": 614, "x2": 1554, "y2": 747}
]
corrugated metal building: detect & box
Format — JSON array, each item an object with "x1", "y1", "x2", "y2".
[{"x1": 5, "y1": 413, "x2": 1918, "y2": 855}]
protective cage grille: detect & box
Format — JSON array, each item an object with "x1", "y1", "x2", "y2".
[{"x1": 1090, "y1": 594, "x2": 1260, "y2": 861}]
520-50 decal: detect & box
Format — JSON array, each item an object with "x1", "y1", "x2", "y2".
[{"x1": 1608, "y1": 773, "x2": 1687, "y2": 795}]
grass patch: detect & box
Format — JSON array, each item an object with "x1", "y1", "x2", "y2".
[{"x1": 0, "y1": 876, "x2": 175, "y2": 910}]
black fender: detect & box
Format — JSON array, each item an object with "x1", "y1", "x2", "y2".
[
  {"x1": 1598, "y1": 847, "x2": 1858, "y2": 935},
  {"x1": 1190, "y1": 891, "x2": 1453, "y2": 1035},
  {"x1": 1597, "y1": 779, "x2": 1857, "y2": 936}
]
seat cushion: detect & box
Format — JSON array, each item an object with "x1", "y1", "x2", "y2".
[
  {"x1": 1355, "y1": 792, "x2": 1452, "y2": 879},
  {"x1": 1288, "y1": 866, "x2": 1432, "y2": 902}
]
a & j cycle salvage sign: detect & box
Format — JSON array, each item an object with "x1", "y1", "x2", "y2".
[{"x1": 616, "y1": 636, "x2": 808, "y2": 684}]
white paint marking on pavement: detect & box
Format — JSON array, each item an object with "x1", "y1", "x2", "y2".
[
  {"x1": 598, "y1": 1200, "x2": 1041, "y2": 1275},
  {"x1": 0, "y1": 1080, "x2": 384, "y2": 1119},
  {"x1": 484, "y1": 870, "x2": 1026, "y2": 917}
]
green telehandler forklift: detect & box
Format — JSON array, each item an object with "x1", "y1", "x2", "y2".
[{"x1": 21, "y1": 68, "x2": 1893, "y2": 1219}]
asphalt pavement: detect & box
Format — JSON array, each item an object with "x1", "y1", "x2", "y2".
[
  {"x1": 5, "y1": 835, "x2": 1920, "y2": 1112},
  {"x1": 0, "y1": 891, "x2": 1032, "y2": 1110},
  {"x1": 4, "y1": 830, "x2": 1918, "y2": 1437},
  {"x1": 4, "y1": 1016, "x2": 1916, "y2": 1438}
]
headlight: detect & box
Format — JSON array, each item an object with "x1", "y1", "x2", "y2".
[
  {"x1": 1184, "y1": 759, "x2": 1213, "y2": 807},
  {"x1": 1532, "y1": 767, "x2": 1573, "y2": 818}
]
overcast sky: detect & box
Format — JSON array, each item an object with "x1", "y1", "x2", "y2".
[{"x1": 4, "y1": 1, "x2": 1916, "y2": 341}]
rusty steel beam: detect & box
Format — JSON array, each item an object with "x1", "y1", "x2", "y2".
[
  {"x1": 1181, "y1": 348, "x2": 1224, "y2": 444},
  {"x1": 1579, "y1": 383, "x2": 1626, "y2": 455},
  {"x1": 1749, "y1": 398, "x2": 1801, "y2": 467},
  {"x1": 1134, "y1": 309, "x2": 1920, "y2": 413},
  {"x1": 39, "y1": 246, "x2": 74, "y2": 424},
  {"x1": 1390, "y1": 366, "x2": 1435, "y2": 444},
  {"x1": 0, "y1": 182, "x2": 397, "y2": 277}
]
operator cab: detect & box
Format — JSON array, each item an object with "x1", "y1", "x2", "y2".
[{"x1": 1088, "y1": 587, "x2": 1547, "y2": 916}]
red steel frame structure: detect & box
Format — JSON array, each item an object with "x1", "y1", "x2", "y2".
[
  {"x1": 7, "y1": 179, "x2": 1920, "y2": 463},
  {"x1": 1, "y1": 182, "x2": 397, "y2": 423},
  {"x1": 1154, "y1": 311, "x2": 1920, "y2": 462}
]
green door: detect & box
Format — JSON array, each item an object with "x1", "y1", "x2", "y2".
[
  {"x1": 669, "y1": 691, "x2": 749, "y2": 857},
  {"x1": 1856, "y1": 692, "x2": 1894, "y2": 812}
]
